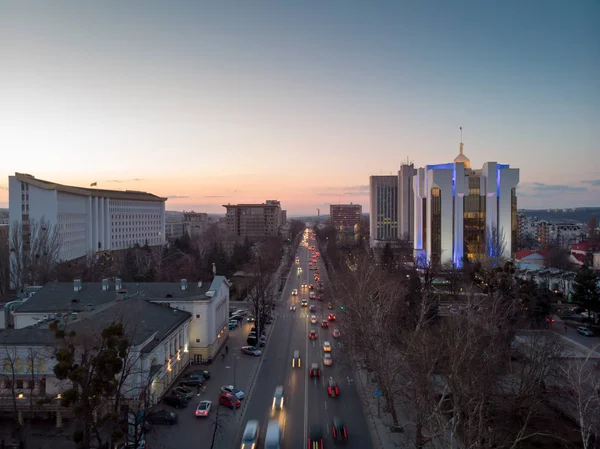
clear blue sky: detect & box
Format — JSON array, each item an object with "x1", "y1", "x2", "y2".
[{"x1": 0, "y1": 0, "x2": 598, "y2": 213}]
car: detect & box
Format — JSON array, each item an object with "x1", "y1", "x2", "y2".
[
  {"x1": 221, "y1": 385, "x2": 245, "y2": 400},
  {"x1": 324, "y1": 353, "x2": 332, "y2": 366},
  {"x1": 228, "y1": 321, "x2": 237, "y2": 330},
  {"x1": 321, "y1": 320, "x2": 329, "y2": 328},
  {"x1": 332, "y1": 328, "x2": 341, "y2": 338},
  {"x1": 146, "y1": 409, "x2": 177, "y2": 425},
  {"x1": 302, "y1": 283, "x2": 308, "y2": 289},
  {"x1": 219, "y1": 392, "x2": 241, "y2": 409},
  {"x1": 309, "y1": 363, "x2": 321, "y2": 378},
  {"x1": 180, "y1": 375, "x2": 205, "y2": 387},
  {"x1": 310, "y1": 315, "x2": 318, "y2": 324},
  {"x1": 241, "y1": 420, "x2": 260, "y2": 449},
  {"x1": 233, "y1": 309, "x2": 248, "y2": 316},
  {"x1": 323, "y1": 341, "x2": 331, "y2": 352},
  {"x1": 241, "y1": 346, "x2": 262, "y2": 356},
  {"x1": 308, "y1": 424, "x2": 324, "y2": 449},
  {"x1": 290, "y1": 305, "x2": 297, "y2": 311},
  {"x1": 247, "y1": 316, "x2": 256, "y2": 322},
  {"x1": 183, "y1": 369, "x2": 210, "y2": 380},
  {"x1": 327, "y1": 377, "x2": 340, "y2": 397},
  {"x1": 195, "y1": 400, "x2": 212, "y2": 417},
  {"x1": 292, "y1": 288, "x2": 298, "y2": 295},
  {"x1": 317, "y1": 294, "x2": 325, "y2": 301},
  {"x1": 230, "y1": 315, "x2": 244, "y2": 322},
  {"x1": 309, "y1": 284, "x2": 314, "y2": 290},
  {"x1": 172, "y1": 386, "x2": 194, "y2": 400},
  {"x1": 327, "y1": 303, "x2": 333, "y2": 309},
  {"x1": 295, "y1": 257, "x2": 300, "y2": 264},
  {"x1": 314, "y1": 276, "x2": 320, "y2": 282},
  {"x1": 292, "y1": 349, "x2": 302, "y2": 368},
  {"x1": 272, "y1": 385, "x2": 284, "y2": 410},
  {"x1": 328, "y1": 314, "x2": 337, "y2": 321},
  {"x1": 309, "y1": 305, "x2": 316, "y2": 313},
  {"x1": 309, "y1": 329, "x2": 318, "y2": 340},
  {"x1": 331, "y1": 416, "x2": 348, "y2": 440},
  {"x1": 578, "y1": 326, "x2": 594, "y2": 336},
  {"x1": 163, "y1": 394, "x2": 188, "y2": 408},
  {"x1": 301, "y1": 299, "x2": 308, "y2": 307},
  {"x1": 309, "y1": 292, "x2": 316, "y2": 299}
]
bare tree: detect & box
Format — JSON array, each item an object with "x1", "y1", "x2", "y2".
[
  {"x1": 10, "y1": 217, "x2": 61, "y2": 290},
  {"x1": 0, "y1": 236, "x2": 9, "y2": 295},
  {"x1": 558, "y1": 350, "x2": 600, "y2": 449}
]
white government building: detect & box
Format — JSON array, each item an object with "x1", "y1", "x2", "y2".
[{"x1": 8, "y1": 173, "x2": 167, "y2": 262}]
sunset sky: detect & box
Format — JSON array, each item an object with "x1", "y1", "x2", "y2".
[{"x1": 1, "y1": 1, "x2": 599, "y2": 214}]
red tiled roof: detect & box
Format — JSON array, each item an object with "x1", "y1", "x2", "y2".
[
  {"x1": 571, "y1": 241, "x2": 600, "y2": 252},
  {"x1": 515, "y1": 250, "x2": 537, "y2": 260}
]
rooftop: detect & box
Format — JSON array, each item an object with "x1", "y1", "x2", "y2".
[
  {"x1": 14, "y1": 173, "x2": 167, "y2": 202},
  {"x1": 67, "y1": 298, "x2": 192, "y2": 352},
  {"x1": 14, "y1": 279, "x2": 216, "y2": 314},
  {"x1": 0, "y1": 327, "x2": 58, "y2": 346}
]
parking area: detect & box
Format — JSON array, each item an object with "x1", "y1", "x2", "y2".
[{"x1": 146, "y1": 304, "x2": 270, "y2": 449}]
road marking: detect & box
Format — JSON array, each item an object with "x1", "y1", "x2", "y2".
[{"x1": 324, "y1": 401, "x2": 327, "y2": 410}]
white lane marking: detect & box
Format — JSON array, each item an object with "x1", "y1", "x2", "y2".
[{"x1": 324, "y1": 401, "x2": 327, "y2": 410}]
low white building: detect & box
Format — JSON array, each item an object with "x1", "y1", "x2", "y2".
[
  {"x1": 11, "y1": 276, "x2": 230, "y2": 364},
  {"x1": 8, "y1": 172, "x2": 167, "y2": 263}
]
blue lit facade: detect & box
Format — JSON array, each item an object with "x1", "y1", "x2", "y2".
[{"x1": 413, "y1": 149, "x2": 519, "y2": 266}]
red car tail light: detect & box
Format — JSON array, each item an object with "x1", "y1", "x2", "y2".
[{"x1": 343, "y1": 427, "x2": 347, "y2": 438}]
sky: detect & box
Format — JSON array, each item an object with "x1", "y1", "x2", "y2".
[{"x1": 0, "y1": 0, "x2": 599, "y2": 214}]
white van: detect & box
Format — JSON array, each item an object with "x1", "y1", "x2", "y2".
[{"x1": 264, "y1": 420, "x2": 282, "y2": 449}]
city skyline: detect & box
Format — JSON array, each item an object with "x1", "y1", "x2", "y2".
[{"x1": 1, "y1": 1, "x2": 599, "y2": 214}]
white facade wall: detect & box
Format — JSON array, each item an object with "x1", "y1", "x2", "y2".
[{"x1": 9, "y1": 175, "x2": 166, "y2": 262}]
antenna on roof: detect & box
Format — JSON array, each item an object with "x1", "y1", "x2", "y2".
[{"x1": 460, "y1": 126, "x2": 463, "y2": 144}]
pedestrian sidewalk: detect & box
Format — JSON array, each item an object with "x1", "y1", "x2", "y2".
[{"x1": 353, "y1": 366, "x2": 411, "y2": 449}]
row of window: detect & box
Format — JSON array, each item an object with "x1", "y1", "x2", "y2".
[{"x1": 1, "y1": 378, "x2": 46, "y2": 392}]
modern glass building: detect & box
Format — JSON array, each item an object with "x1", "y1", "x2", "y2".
[
  {"x1": 369, "y1": 175, "x2": 398, "y2": 246},
  {"x1": 413, "y1": 144, "x2": 519, "y2": 266}
]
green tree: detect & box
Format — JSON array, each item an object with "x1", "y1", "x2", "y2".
[
  {"x1": 50, "y1": 322, "x2": 129, "y2": 449},
  {"x1": 573, "y1": 264, "x2": 600, "y2": 317}
]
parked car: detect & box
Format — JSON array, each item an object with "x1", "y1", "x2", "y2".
[
  {"x1": 117, "y1": 441, "x2": 146, "y2": 449},
  {"x1": 219, "y1": 392, "x2": 241, "y2": 409},
  {"x1": 172, "y1": 386, "x2": 194, "y2": 399},
  {"x1": 183, "y1": 369, "x2": 210, "y2": 380},
  {"x1": 221, "y1": 385, "x2": 245, "y2": 399},
  {"x1": 146, "y1": 410, "x2": 177, "y2": 425},
  {"x1": 180, "y1": 375, "x2": 205, "y2": 387},
  {"x1": 229, "y1": 321, "x2": 237, "y2": 330},
  {"x1": 242, "y1": 346, "x2": 262, "y2": 356},
  {"x1": 578, "y1": 326, "x2": 594, "y2": 337},
  {"x1": 162, "y1": 395, "x2": 188, "y2": 408}
]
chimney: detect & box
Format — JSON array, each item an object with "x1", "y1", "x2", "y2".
[
  {"x1": 116, "y1": 290, "x2": 128, "y2": 301},
  {"x1": 73, "y1": 279, "x2": 82, "y2": 292},
  {"x1": 115, "y1": 278, "x2": 122, "y2": 290},
  {"x1": 180, "y1": 279, "x2": 188, "y2": 291},
  {"x1": 101, "y1": 279, "x2": 109, "y2": 291}
]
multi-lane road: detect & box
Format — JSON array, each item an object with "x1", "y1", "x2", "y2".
[{"x1": 237, "y1": 229, "x2": 373, "y2": 448}]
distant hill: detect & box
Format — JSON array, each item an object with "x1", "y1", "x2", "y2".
[{"x1": 521, "y1": 207, "x2": 600, "y2": 223}]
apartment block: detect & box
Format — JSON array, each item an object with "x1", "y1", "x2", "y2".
[{"x1": 223, "y1": 200, "x2": 283, "y2": 241}]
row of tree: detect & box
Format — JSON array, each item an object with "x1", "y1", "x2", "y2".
[{"x1": 329, "y1": 247, "x2": 600, "y2": 448}]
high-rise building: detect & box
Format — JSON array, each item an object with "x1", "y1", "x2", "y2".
[
  {"x1": 9, "y1": 173, "x2": 167, "y2": 262},
  {"x1": 369, "y1": 176, "x2": 398, "y2": 247},
  {"x1": 223, "y1": 200, "x2": 283, "y2": 241},
  {"x1": 398, "y1": 163, "x2": 417, "y2": 243},
  {"x1": 330, "y1": 203, "x2": 362, "y2": 229},
  {"x1": 183, "y1": 211, "x2": 208, "y2": 237},
  {"x1": 413, "y1": 143, "x2": 519, "y2": 265}
]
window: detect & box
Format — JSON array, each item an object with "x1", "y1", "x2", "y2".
[
  {"x1": 16, "y1": 379, "x2": 24, "y2": 389},
  {"x1": 196, "y1": 339, "x2": 200, "y2": 343},
  {"x1": 196, "y1": 314, "x2": 200, "y2": 318}
]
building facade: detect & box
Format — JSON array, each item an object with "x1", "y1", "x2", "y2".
[
  {"x1": 369, "y1": 176, "x2": 398, "y2": 247},
  {"x1": 223, "y1": 200, "x2": 283, "y2": 241},
  {"x1": 183, "y1": 211, "x2": 208, "y2": 237},
  {"x1": 330, "y1": 204, "x2": 362, "y2": 246},
  {"x1": 398, "y1": 163, "x2": 417, "y2": 243},
  {"x1": 413, "y1": 143, "x2": 520, "y2": 265},
  {"x1": 165, "y1": 215, "x2": 185, "y2": 241},
  {"x1": 537, "y1": 221, "x2": 584, "y2": 249},
  {"x1": 8, "y1": 173, "x2": 167, "y2": 262}
]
